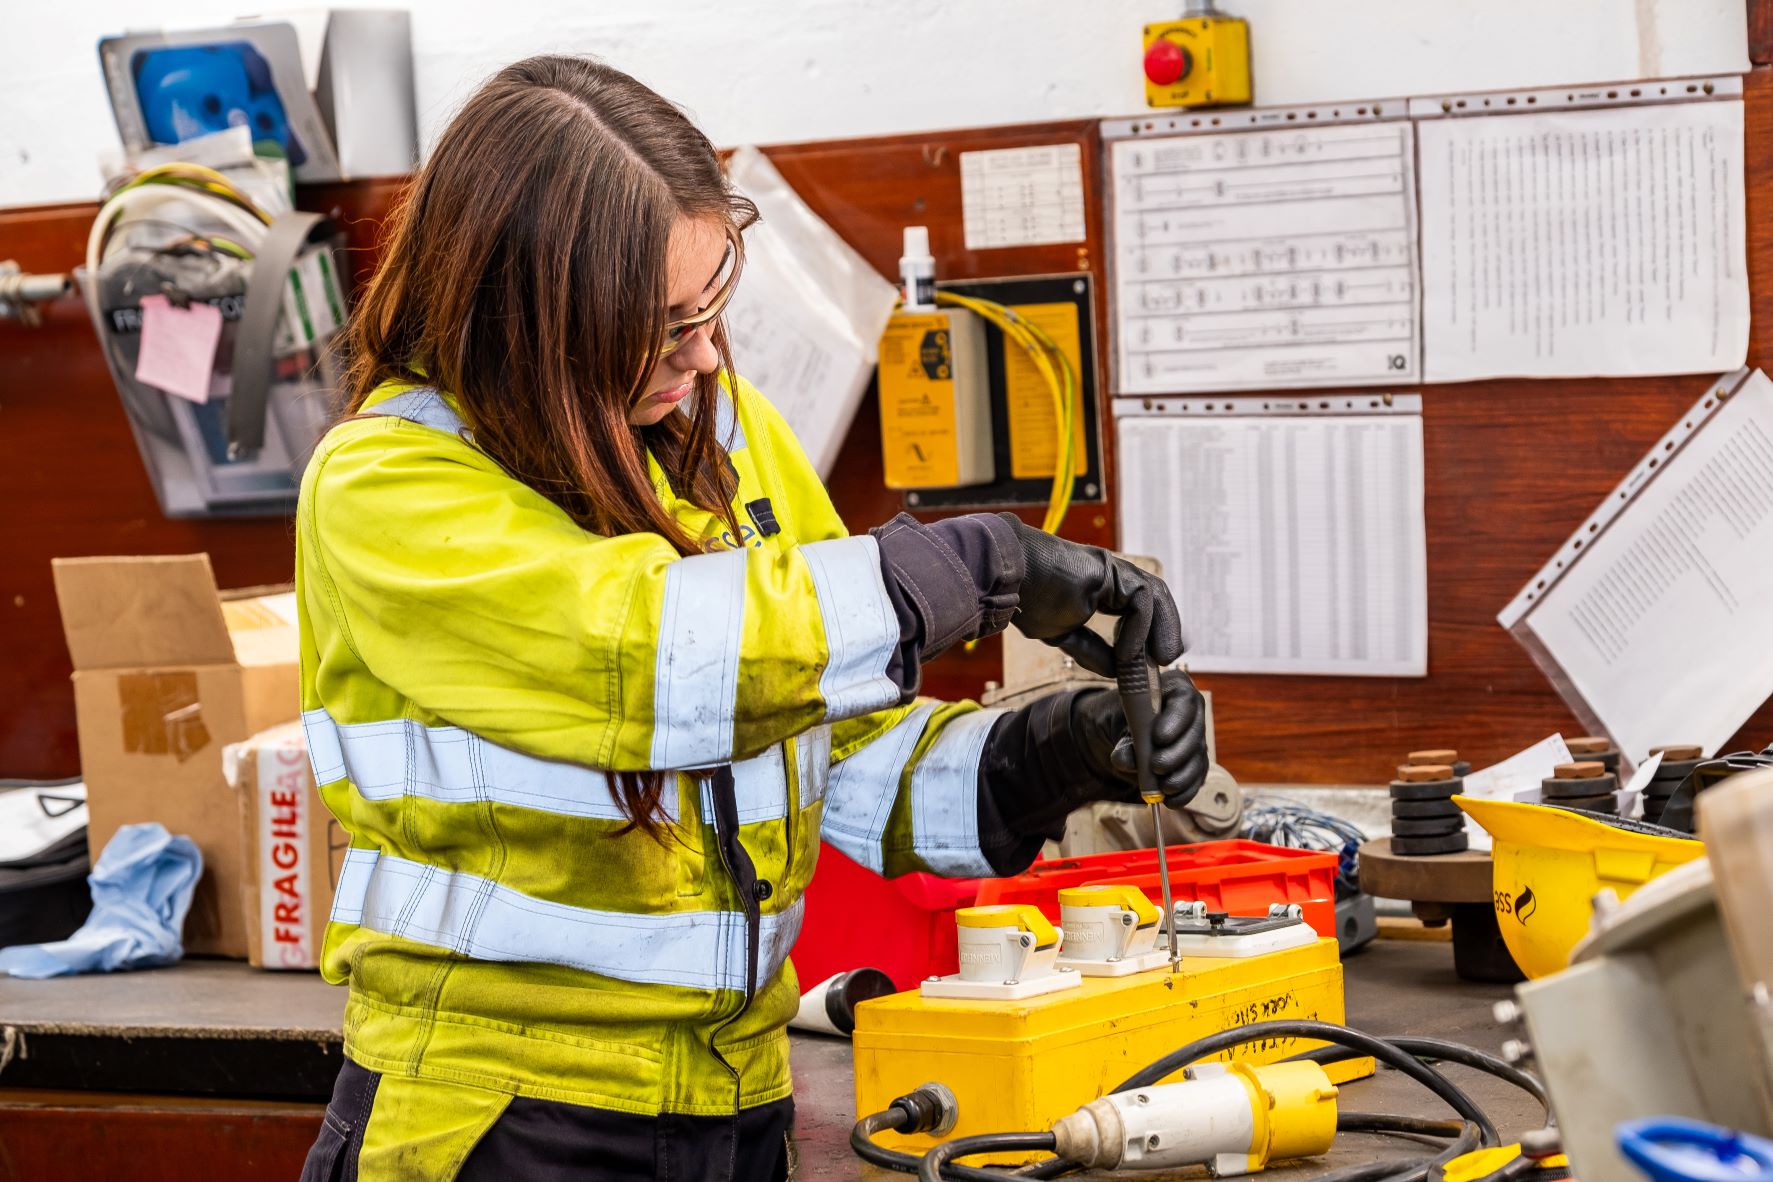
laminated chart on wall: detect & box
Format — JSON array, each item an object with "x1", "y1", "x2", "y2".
[
  {"x1": 1117, "y1": 395, "x2": 1427, "y2": 676},
  {"x1": 1414, "y1": 78, "x2": 1748, "y2": 381},
  {"x1": 1103, "y1": 110, "x2": 1420, "y2": 395},
  {"x1": 1500, "y1": 368, "x2": 1773, "y2": 765},
  {"x1": 722, "y1": 146, "x2": 901, "y2": 477}
]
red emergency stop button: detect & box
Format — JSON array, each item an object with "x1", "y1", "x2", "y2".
[{"x1": 1144, "y1": 38, "x2": 1192, "y2": 86}]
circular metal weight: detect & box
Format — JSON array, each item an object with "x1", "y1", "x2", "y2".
[
  {"x1": 1541, "y1": 775, "x2": 1617, "y2": 799},
  {"x1": 1650, "y1": 758, "x2": 1702, "y2": 785},
  {"x1": 1391, "y1": 832, "x2": 1471, "y2": 856},
  {"x1": 1391, "y1": 817, "x2": 1466, "y2": 837},
  {"x1": 1392, "y1": 798, "x2": 1464, "y2": 819},
  {"x1": 1390, "y1": 780, "x2": 1463, "y2": 801}
]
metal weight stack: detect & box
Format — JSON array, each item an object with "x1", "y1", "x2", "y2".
[
  {"x1": 1541, "y1": 760, "x2": 1618, "y2": 816},
  {"x1": 1565, "y1": 736, "x2": 1620, "y2": 776},
  {"x1": 1641, "y1": 745, "x2": 1703, "y2": 825},
  {"x1": 1388, "y1": 756, "x2": 1468, "y2": 856}
]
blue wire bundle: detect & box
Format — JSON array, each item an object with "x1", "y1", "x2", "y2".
[{"x1": 1241, "y1": 795, "x2": 1368, "y2": 898}]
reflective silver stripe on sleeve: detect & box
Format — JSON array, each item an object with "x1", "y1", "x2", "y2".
[
  {"x1": 651, "y1": 549, "x2": 748, "y2": 770},
  {"x1": 328, "y1": 848, "x2": 803, "y2": 992},
  {"x1": 819, "y1": 704, "x2": 936, "y2": 875},
  {"x1": 799, "y1": 536, "x2": 901, "y2": 724},
  {"x1": 909, "y1": 708, "x2": 1007, "y2": 877},
  {"x1": 305, "y1": 708, "x2": 818, "y2": 828},
  {"x1": 302, "y1": 707, "x2": 679, "y2": 825}
]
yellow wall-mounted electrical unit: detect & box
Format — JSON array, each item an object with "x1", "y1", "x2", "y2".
[{"x1": 877, "y1": 308, "x2": 995, "y2": 490}]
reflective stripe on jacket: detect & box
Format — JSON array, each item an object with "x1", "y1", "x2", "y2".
[{"x1": 296, "y1": 377, "x2": 1004, "y2": 1118}]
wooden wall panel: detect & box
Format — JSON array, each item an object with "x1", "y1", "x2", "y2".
[
  {"x1": 4, "y1": 71, "x2": 1771, "y2": 786},
  {"x1": 0, "y1": 184, "x2": 404, "y2": 781}
]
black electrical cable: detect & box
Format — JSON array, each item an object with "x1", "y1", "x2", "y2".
[
  {"x1": 853, "y1": 1103, "x2": 1059, "y2": 1182},
  {"x1": 1311, "y1": 1119, "x2": 1483, "y2": 1182},
  {"x1": 1339, "y1": 1112, "x2": 1471, "y2": 1139},
  {"x1": 855, "y1": 1023, "x2": 1516, "y2": 1182},
  {"x1": 918, "y1": 1133, "x2": 1058, "y2": 1182},
  {"x1": 1298, "y1": 1037, "x2": 1550, "y2": 1111},
  {"x1": 1110, "y1": 1021, "x2": 1499, "y2": 1146}
]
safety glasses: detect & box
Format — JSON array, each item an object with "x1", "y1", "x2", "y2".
[{"x1": 658, "y1": 223, "x2": 744, "y2": 359}]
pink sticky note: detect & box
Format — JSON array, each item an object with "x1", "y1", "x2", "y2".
[{"x1": 135, "y1": 294, "x2": 223, "y2": 404}]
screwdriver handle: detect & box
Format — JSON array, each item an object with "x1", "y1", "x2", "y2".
[{"x1": 1116, "y1": 649, "x2": 1163, "y2": 806}]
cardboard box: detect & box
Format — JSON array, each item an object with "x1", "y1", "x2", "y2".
[
  {"x1": 225, "y1": 721, "x2": 345, "y2": 969},
  {"x1": 53, "y1": 554, "x2": 301, "y2": 958}
]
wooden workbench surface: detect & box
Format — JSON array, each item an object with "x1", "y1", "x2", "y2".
[{"x1": 0, "y1": 940, "x2": 1539, "y2": 1179}]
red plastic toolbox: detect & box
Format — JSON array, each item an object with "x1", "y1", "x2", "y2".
[
  {"x1": 972, "y1": 839, "x2": 1339, "y2": 939},
  {"x1": 795, "y1": 843, "x2": 980, "y2": 992},
  {"x1": 795, "y1": 839, "x2": 1339, "y2": 994}
]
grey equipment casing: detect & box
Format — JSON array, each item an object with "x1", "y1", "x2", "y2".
[{"x1": 1510, "y1": 767, "x2": 1773, "y2": 1182}]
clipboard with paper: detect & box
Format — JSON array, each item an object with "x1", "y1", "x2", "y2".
[{"x1": 1498, "y1": 368, "x2": 1773, "y2": 769}]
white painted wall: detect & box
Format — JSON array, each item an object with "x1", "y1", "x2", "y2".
[{"x1": 1, "y1": 0, "x2": 1750, "y2": 209}]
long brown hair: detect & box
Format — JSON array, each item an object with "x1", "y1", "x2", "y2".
[{"x1": 345, "y1": 55, "x2": 754, "y2": 833}]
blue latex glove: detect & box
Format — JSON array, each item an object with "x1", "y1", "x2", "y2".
[{"x1": 0, "y1": 822, "x2": 201, "y2": 979}]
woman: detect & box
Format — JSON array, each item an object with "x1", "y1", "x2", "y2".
[{"x1": 297, "y1": 54, "x2": 1207, "y2": 1181}]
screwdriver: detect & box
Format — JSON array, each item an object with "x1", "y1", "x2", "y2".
[{"x1": 1116, "y1": 643, "x2": 1178, "y2": 973}]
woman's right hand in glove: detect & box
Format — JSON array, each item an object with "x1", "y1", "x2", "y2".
[{"x1": 996, "y1": 513, "x2": 1184, "y2": 677}]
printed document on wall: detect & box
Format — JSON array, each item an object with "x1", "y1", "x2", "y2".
[
  {"x1": 1419, "y1": 100, "x2": 1748, "y2": 381},
  {"x1": 723, "y1": 146, "x2": 900, "y2": 476},
  {"x1": 1109, "y1": 121, "x2": 1420, "y2": 394},
  {"x1": 1117, "y1": 399, "x2": 1428, "y2": 675},
  {"x1": 1500, "y1": 369, "x2": 1773, "y2": 763}
]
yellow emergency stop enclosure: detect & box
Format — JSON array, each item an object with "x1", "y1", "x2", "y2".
[{"x1": 853, "y1": 938, "x2": 1367, "y2": 1162}]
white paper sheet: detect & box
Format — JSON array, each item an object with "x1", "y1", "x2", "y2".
[
  {"x1": 1502, "y1": 369, "x2": 1773, "y2": 763},
  {"x1": 959, "y1": 144, "x2": 1087, "y2": 250},
  {"x1": 1109, "y1": 121, "x2": 1420, "y2": 394},
  {"x1": 1459, "y1": 733, "x2": 1574, "y2": 850},
  {"x1": 1117, "y1": 400, "x2": 1427, "y2": 675},
  {"x1": 723, "y1": 146, "x2": 900, "y2": 477},
  {"x1": 1419, "y1": 100, "x2": 1749, "y2": 381}
]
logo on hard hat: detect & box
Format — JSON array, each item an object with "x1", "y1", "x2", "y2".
[{"x1": 1512, "y1": 887, "x2": 1537, "y2": 924}]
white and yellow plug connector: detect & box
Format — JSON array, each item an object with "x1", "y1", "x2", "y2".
[
  {"x1": 921, "y1": 904, "x2": 1080, "y2": 1001},
  {"x1": 1056, "y1": 884, "x2": 1171, "y2": 976},
  {"x1": 1050, "y1": 1060, "x2": 1339, "y2": 1176}
]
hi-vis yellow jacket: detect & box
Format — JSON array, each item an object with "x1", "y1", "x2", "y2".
[{"x1": 295, "y1": 378, "x2": 1003, "y2": 1127}]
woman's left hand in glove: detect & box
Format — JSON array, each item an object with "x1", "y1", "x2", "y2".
[
  {"x1": 975, "y1": 669, "x2": 1210, "y2": 876},
  {"x1": 1069, "y1": 668, "x2": 1209, "y2": 808}
]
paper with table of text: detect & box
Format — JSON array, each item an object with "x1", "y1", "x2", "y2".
[
  {"x1": 1419, "y1": 99, "x2": 1749, "y2": 381},
  {"x1": 1500, "y1": 369, "x2": 1773, "y2": 764},
  {"x1": 1109, "y1": 121, "x2": 1420, "y2": 395},
  {"x1": 1117, "y1": 396, "x2": 1427, "y2": 676}
]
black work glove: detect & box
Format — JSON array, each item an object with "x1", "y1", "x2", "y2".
[
  {"x1": 976, "y1": 670, "x2": 1209, "y2": 877},
  {"x1": 869, "y1": 513, "x2": 1025, "y2": 700},
  {"x1": 997, "y1": 513, "x2": 1183, "y2": 678}
]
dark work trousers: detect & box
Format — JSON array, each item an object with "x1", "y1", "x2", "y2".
[{"x1": 302, "y1": 1058, "x2": 795, "y2": 1181}]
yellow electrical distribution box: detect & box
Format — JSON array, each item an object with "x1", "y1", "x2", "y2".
[
  {"x1": 853, "y1": 938, "x2": 1370, "y2": 1164},
  {"x1": 878, "y1": 308, "x2": 994, "y2": 490},
  {"x1": 1143, "y1": 13, "x2": 1251, "y2": 109}
]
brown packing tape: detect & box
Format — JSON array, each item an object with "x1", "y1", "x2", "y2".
[{"x1": 117, "y1": 671, "x2": 211, "y2": 763}]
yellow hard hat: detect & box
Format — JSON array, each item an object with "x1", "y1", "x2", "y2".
[{"x1": 1457, "y1": 797, "x2": 1703, "y2": 979}]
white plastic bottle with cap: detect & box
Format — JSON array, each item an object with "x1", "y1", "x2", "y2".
[{"x1": 900, "y1": 226, "x2": 936, "y2": 310}]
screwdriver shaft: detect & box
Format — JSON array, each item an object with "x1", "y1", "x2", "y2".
[{"x1": 1150, "y1": 800, "x2": 1179, "y2": 971}]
